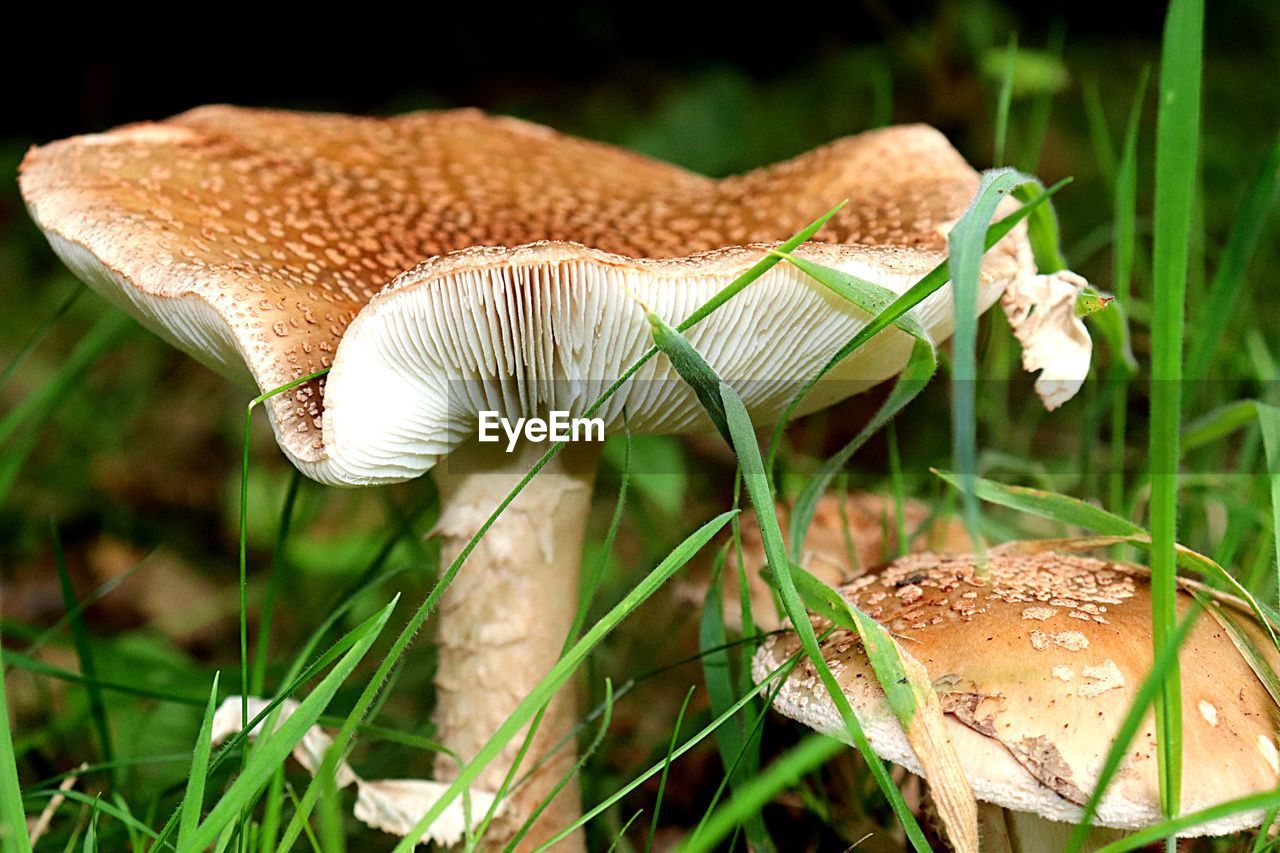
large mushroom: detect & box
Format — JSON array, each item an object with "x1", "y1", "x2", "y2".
[
  {"x1": 754, "y1": 546, "x2": 1280, "y2": 850},
  {"x1": 19, "y1": 106, "x2": 1079, "y2": 847}
]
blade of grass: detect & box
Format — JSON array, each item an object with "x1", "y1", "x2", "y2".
[
  {"x1": 177, "y1": 673, "x2": 221, "y2": 848},
  {"x1": 687, "y1": 662, "x2": 781, "y2": 844},
  {"x1": 1094, "y1": 789, "x2": 1280, "y2": 851},
  {"x1": 645, "y1": 686, "x2": 696, "y2": 853},
  {"x1": 1185, "y1": 131, "x2": 1280, "y2": 384},
  {"x1": 720, "y1": 382, "x2": 934, "y2": 851},
  {"x1": 502, "y1": 679, "x2": 616, "y2": 852},
  {"x1": 0, "y1": 622, "x2": 32, "y2": 853},
  {"x1": 82, "y1": 804, "x2": 98, "y2": 853},
  {"x1": 1260, "y1": 405, "x2": 1280, "y2": 608},
  {"x1": 475, "y1": 415, "x2": 635, "y2": 842},
  {"x1": 1149, "y1": 0, "x2": 1203, "y2": 819},
  {"x1": 949, "y1": 167, "x2": 1037, "y2": 558},
  {"x1": 793, "y1": 339, "x2": 936, "y2": 561},
  {"x1": 768, "y1": 250, "x2": 938, "y2": 561},
  {"x1": 993, "y1": 34, "x2": 1017, "y2": 167},
  {"x1": 887, "y1": 424, "x2": 909, "y2": 556},
  {"x1": 19, "y1": 790, "x2": 156, "y2": 846},
  {"x1": 50, "y1": 523, "x2": 115, "y2": 790},
  {"x1": 0, "y1": 312, "x2": 130, "y2": 448},
  {"x1": 251, "y1": 469, "x2": 304, "y2": 695},
  {"x1": 1108, "y1": 66, "x2": 1151, "y2": 513},
  {"x1": 534, "y1": 649, "x2": 805, "y2": 852},
  {"x1": 678, "y1": 734, "x2": 845, "y2": 853},
  {"x1": 239, "y1": 369, "x2": 332, "y2": 747},
  {"x1": 647, "y1": 311, "x2": 730, "y2": 444},
  {"x1": 1081, "y1": 77, "x2": 1117, "y2": 188},
  {"x1": 1020, "y1": 25, "x2": 1066, "y2": 172},
  {"x1": 0, "y1": 288, "x2": 81, "y2": 394},
  {"x1": 699, "y1": 545, "x2": 770, "y2": 851},
  {"x1": 1113, "y1": 66, "x2": 1149, "y2": 310}
]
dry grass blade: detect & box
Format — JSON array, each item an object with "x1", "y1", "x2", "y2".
[{"x1": 778, "y1": 562, "x2": 979, "y2": 852}]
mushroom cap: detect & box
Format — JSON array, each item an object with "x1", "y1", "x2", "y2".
[
  {"x1": 753, "y1": 549, "x2": 1280, "y2": 836},
  {"x1": 19, "y1": 106, "x2": 1031, "y2": 485}
]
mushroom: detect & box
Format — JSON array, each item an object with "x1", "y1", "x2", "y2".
[
  {"x1": 754, "y1": 547, "x2": 1280, "y2": 850},
  {"x1": 20, "y1": 106, "x2": 1071, "y2": 847}
]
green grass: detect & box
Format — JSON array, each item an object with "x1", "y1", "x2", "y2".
[
  {"x1": 4, "y1": 4, "x2": 1280, "y2": 849},
  {"x1": 1148, "y1": 0, "x2": 1204, "y2": 822}
]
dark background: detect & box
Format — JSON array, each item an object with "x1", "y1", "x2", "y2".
[{"x1": 5, "y1": 1, "x2": 1271, "y2": 142}]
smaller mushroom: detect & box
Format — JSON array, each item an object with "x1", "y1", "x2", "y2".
[{"x1": 754, "y1": 547, "x2": 1280, "y2": 850}]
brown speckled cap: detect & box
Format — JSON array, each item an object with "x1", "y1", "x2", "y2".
[
  {"x1": 753, "y1": 549, "x2": 1280, "y2": 836},
  {"x1": 20, "y1": 106, "x2": 1032, "y2": 485}
]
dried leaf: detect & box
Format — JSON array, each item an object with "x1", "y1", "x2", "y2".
[{"x1": 1001, "y1": 269, "x2": 1094, "y2": 409}]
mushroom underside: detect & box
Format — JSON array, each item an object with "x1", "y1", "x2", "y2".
[{"x1": 44, "y1": 235, "x2": 1019, "y2": 486}]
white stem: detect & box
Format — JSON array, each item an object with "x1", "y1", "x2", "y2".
[
  {"x1": 432, "y1": 439, "x2": 600, "y2": 851},
  {"x1": 978, "y1": 804, "x2": 1128, "y2": 852}
]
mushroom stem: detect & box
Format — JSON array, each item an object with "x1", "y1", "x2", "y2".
[
  {"x1": 432, "y1": 439, "x2": 600, "y2": 851},
  {"x1": 978, "y1": 804, "x2": 1127, "y2": 852}
]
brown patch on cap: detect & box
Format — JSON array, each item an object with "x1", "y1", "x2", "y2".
[{"x1": 1007, "y1": 736, "x2": 1087, "y2": 804}]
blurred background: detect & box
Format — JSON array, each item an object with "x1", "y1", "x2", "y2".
[{"x1": 3, "y1": 1, "x2": 1279, "y2": 848}]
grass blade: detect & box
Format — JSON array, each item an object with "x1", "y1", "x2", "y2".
[
  {"x1": 503, "y1": 679, "x2": 617, "y2": 852},
  {"x1": 239, "y1": 369, "x2": 332, "y2": 750},
  {"x1": 177, "y1": 673, "x2": 221, "y2": 847},
  {"x1": 699, "y1": 545, "x2": 771, "y2": 850},
  {"x1": 648, "y1": 311, "x2": 731, "y2": 444},
  {"x1": 1081, "y1": 77, "x2": 1116, "y2": 188},
  {"x1": 993, "y1": 34, "x2": 1017, "y2": 167},
  {"x1": 677, "y1": 734, "x2": 844, "y2": 853},
  {"x1": 720, "y1": 382, "x2": 933, "y2": 851},
  {"x1": 1107, "y1": 66, "x2": 1151, "y2": 513},
  {"x1": 948, "y1": 167, "x2": 1036, "y2": 553},
  {"x1": 790, "y1": 339, "x2": 936, "y2": 559},
  {"x1": 0, "y1": 624, "x2": 32, "y2": 853},
  {"x1": 646, "y1": 687, "x2": 696, "y2": 853},
  {"x1": 0, "y1": 312, "x2": 129, "y2": 449},
  {"x1": 1094, "y1": 790, "x2": 1280, "y2": 851},
  {"x1": 1259, "y1": 405, "x2": 1280, "y2": 607},
  {"x1": 0, "y1": 288, "x2": 80, "y2": 394},
  {"x1": 1148, "y1": 0, "x2": 1204, "y2": 818},
  {"x1": 50, "y1": 524, "x2": 115, "y2": 789},
  {"x1": 534, "y1": 653, "x2": 803, "y2": 852},
  {"x1": 1185, "y1": 131, "x2": 1280, "y2": 383}
]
